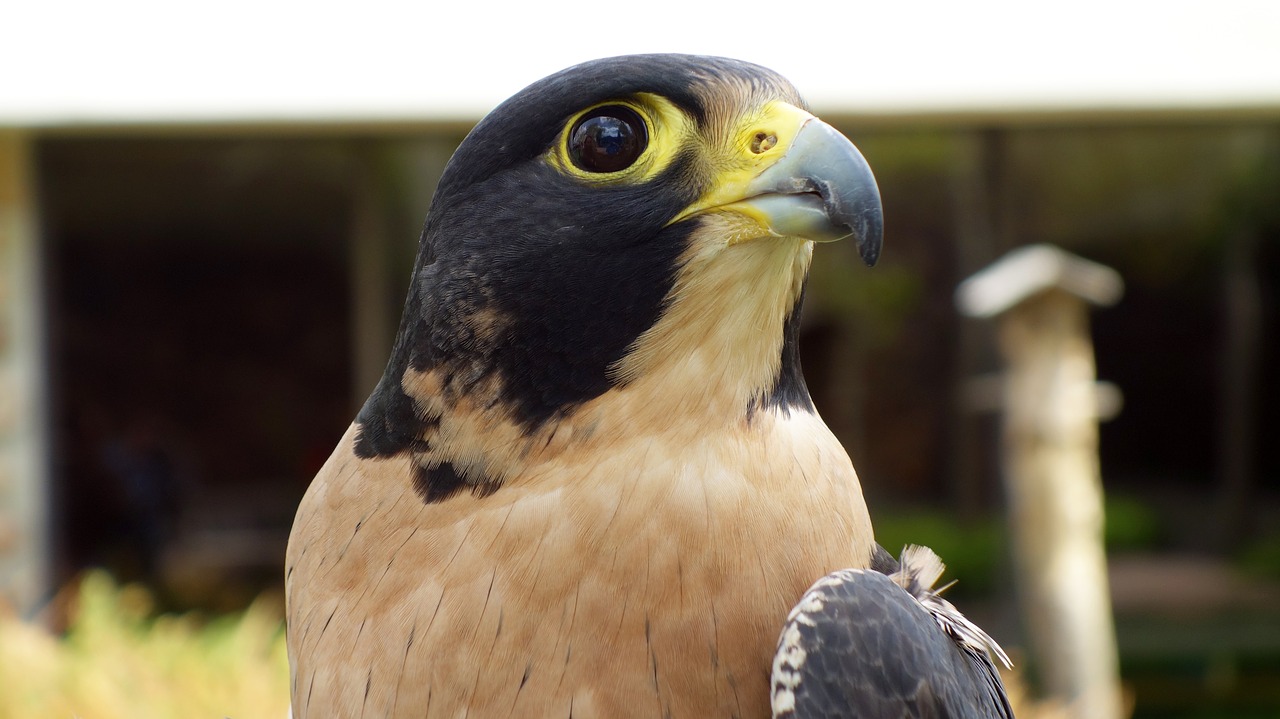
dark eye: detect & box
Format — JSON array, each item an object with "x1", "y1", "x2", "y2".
[{"x1": 568, "y1": 105, "x2": 648, "y2": 173}]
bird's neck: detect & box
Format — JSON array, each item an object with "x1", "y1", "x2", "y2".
[
  {"x1": 597, "y1": 232, "x2": 815, "y2": 428},
  {"x1": 396, "y1": 232, "x2": 817, "y2": 493}
]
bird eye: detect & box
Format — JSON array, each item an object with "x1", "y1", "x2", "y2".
[{"x1": 568, "y1": 105, "x2": 648, "y2": 173}]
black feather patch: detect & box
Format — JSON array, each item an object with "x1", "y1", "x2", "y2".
[
  {"x1": 353, "y1": 83, "x2": 712, "y2": 461},
  {"x1": 412, "y1": 463, "x2": 466, "y2": 504},
  {"x1": 412, "y1": 461, "x2": 501, "y2": 504},
  {"x1": 353, "y1": 370, "x2": 435, "y2": 459}
]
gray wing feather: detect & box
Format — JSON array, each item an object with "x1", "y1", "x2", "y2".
[{"x1": 772, "y1": 546, "x2": 1014, "y2": 719}]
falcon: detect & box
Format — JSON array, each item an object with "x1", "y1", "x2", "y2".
[{"x1": 286, "y1": 53, "x2": 1011, "y2": 718}]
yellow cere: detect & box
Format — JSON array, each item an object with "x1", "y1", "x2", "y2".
[
  {"x1": 549, "y1": 93, "x2": 697, "y2": 184},
  {"x1": 669, "y1": 100, "x2": 815, "y2": 225}
]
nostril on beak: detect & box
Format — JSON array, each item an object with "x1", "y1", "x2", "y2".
[{"x1": 750, "y1": 132, "x2": 778, "y2": 154}]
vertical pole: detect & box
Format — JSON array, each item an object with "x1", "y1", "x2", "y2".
[
  {"x1": 0, "y1": 131, "x2": 52, "y2": 616},
  {"x1": 1214, "y1": 223, "x2": 1260, "y2": 550},
  {"x1": 1213, "y1": 128, "x2": 1272, "y2": 550},
  {"x1": 947, "y1": 130, "x2": 1001, "y2": 517},
  {"x1": 348, "y1": 144, "x2": 395, "y2": 411},
  {"x1": 999, "y1": 289, "x2": 1122, "y2": 719}
]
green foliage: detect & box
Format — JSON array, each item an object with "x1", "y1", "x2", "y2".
[
  {"x1": 872, "y1": 510, "x2": 1006, "y2": 596},
  {"x1": 873, "y1": 494, "x2": 1165, "y2": 598},
  {"x1": 0, "y1": 571, "x2": 290, "y2": 719},
  {"x1": 1104, "y1": 494, "x2": 1165, "y2": 552},
  {"x1": 807, "y1": 248, "x2": 924, "y2": 348},
  {"x1": 1237, "y1": 532, "x2": 1280, "y2": 582}
]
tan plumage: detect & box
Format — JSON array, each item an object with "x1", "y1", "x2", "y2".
[{"x1": 286, "y1": 54, "x2": 883, "y2": 718}]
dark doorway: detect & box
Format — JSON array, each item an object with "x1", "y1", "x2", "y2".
[{"x1": 39, "y1": 137, "x2": 356, "y2": 608}]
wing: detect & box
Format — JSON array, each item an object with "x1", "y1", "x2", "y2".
[{"x1": 771, "y1": 560, "x2": 1014, "y2": 719}]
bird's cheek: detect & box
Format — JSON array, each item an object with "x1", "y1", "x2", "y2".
[{"x1": 691, "y1": 209, "x2": 797, "y2": 248}]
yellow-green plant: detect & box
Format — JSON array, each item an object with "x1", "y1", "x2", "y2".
[{"x1": 0, "y1": 571, "x2": 290, "y2": 719}]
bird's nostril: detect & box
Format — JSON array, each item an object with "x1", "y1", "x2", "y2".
[{"x1": 750, "y1": 131, "x2": 778, "y2": 154}]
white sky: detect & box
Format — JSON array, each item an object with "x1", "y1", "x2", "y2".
[{"x1": 4, "y1": 0, "x2": 1279, "y2": 125}]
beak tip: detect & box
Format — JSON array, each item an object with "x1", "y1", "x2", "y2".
[
  {"x1": 829, "y1": 187, "x2": 882, "y2": 267},
  {"x1": 857, "y1": 215, "x2": 883, "y2": 267}
]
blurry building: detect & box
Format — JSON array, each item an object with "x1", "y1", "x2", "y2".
[{"x1": 1, "y1": 106, "x2": 1277, "y2": 614}]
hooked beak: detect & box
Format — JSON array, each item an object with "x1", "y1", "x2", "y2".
[
  {"x1": 674, "y1": 102, "x2": 883, "y2": 266},
  {"x1": 728, "y1": 117, "x2": 883, "y2": 266}
]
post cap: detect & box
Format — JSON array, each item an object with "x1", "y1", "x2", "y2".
[{"x1": 956, "y1": 244, "x2": 1123, "y2": 318}]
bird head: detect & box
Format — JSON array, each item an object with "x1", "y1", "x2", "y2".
[{"x1": 353, "y1": 54, "x2": 882, "y2": 500}]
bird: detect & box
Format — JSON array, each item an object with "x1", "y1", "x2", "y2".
[{"x1": 286, "y1": 53, "x2": 1011, "y2": 718}]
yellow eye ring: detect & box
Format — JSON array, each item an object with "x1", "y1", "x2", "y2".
[{"x1": 550, "y1": 94, "x2": 694, "y2": 184}]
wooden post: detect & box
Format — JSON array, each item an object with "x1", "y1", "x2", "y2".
[
  {"x1": 0, "y1": 131, "x2": 52, "y2": 616},
  {"x1": 957, "y1": 244, "x2": 1125, "y2": 719},
  {"x1": 349, "y1": 145, "x2": 396, "y2": 409}
]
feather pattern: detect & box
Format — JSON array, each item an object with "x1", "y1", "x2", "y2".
[
  {"x1": 771, "y1": 545, "x2": 1016, "y2": 719},
  {"x1": 891, "y1": 545, "x2": 1014, "y2": 671}
]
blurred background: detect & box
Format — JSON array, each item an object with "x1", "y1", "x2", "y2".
[{"x1": 2, "y1": 1, "x2": 1280, "y2": 717}]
